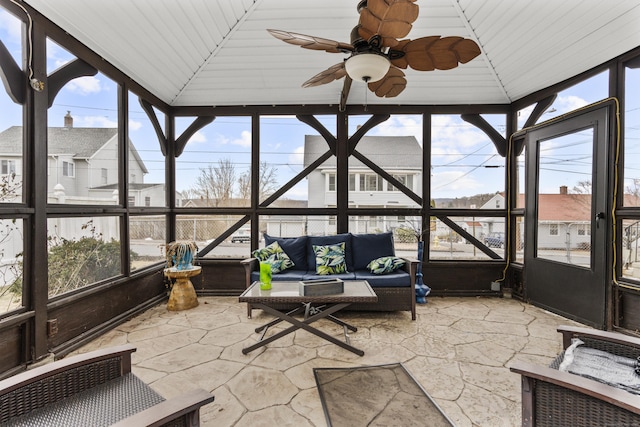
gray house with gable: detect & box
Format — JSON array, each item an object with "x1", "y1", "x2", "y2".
[
  {"x1": 304, "y1": 134, "x2": 422, "y2": 234},
  {"x1": 0, "y1": 115, "x2": 162, "y2": 206}
]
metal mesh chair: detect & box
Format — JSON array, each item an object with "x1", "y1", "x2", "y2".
[{"x1": 0, "y1": 345, "x2": 213, "y2": 426}]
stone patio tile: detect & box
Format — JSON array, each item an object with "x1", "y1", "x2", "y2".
[
  {"x1": 74, "y1": 295, "x2": 587, "y2": 427},
  {"x1": 125, "y1": 324, "x2": 190, "y2": 342},
  {"x1": 404, "y1": 357, "x2": 465, "y2": 401},
  {"x1": 168, "y1": 310, "x2": 242, "y2": 331},
  {"x1": 138, "y1": 342, "x2": 224, "y2": 372},
  {"x1": 455, "y1": 340, "x2": 515, "y2": 367},
  {"x1": 285, "y1": 358, "x2": 359, "y2": 390},
  {"x1": 436, "y1": 400, "x2": 472, "y2": 427},
  {"x1": 452, "y1": 317, "x2": 530, "y2": 336},
  {"x1": 151, "y1": 359, "x2": 246, "y2": 399},
  {"x1": 201, "y1": 385, "x2": 245, "y2": 426},
  {"x1": 459, "y1": 362, "x2": 520, "y2": 401},
  {"x1": 129, "y1": 329, "x2": 207, "y2": 364},
  {"x1": 437, "y1": 299, "x2": 491, "y2": 319},
  {"x1": 235, "y1": 406, "x2": 314, "y2": 427},
  {"x1": 200, "y1": 322, "x2": 256, "y2": 347},
  {"x1": 251, "y1": 345, "x2": 317, "y2": 371},
  {"x1": 457, "y1": 383, "x2": 520, "y2": 427},
  {"x1": 226, "y1": 366, "x2": 299, "y2": 411},
  {"x1": 290, "y1": 388, "x2": 326, "y2": 426}
]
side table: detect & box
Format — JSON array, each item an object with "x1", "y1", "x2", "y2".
[{"x1": 164, "y1": 266, "x2": 201, "y2": 311}]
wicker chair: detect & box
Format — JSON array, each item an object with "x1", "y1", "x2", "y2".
[
  {"x1": 0, "y1": 344, "x2": 214, "y2": 426},
  {"x1": 510, "y1": 325, "x2": 640, "y2": 427}
]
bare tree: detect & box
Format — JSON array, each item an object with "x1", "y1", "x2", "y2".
[
  {"x1": 257, "y1": 161, "x2": 278, "y2": 200},
  {"x1": 191, "y1": 159, "x2": 279, "y2": 205},
  {"x1": 193, "y1": 159, "x2": 236, "y2": 206}
]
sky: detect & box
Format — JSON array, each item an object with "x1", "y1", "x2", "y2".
[{"x1": 1, "y1": 7, "x2": 635, "y2": 203}]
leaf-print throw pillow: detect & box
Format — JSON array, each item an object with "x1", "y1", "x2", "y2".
[
  {"x1": 367, "y1": 256, "x2": 406, "y2": 274},
  {"x1": 313, "y1": 242, "x2": 348, "y2": 275},
  {"x1": 252, "y1": 241, "x2": 295, "y2": 274}
]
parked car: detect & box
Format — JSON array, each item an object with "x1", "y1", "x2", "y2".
[
  {"x1": 484, "y1": 232, "x2": 505, "y2": 248},
  {"x1": 231, "y1": 227, "x2": 251, "y2": 243}
]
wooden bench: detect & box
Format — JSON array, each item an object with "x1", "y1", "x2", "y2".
[{"x1": 0, "y1": 344, "x2": 213, "y2": 426}]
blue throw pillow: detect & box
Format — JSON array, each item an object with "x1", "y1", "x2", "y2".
[
  {"x1": 313, "y1": 242, "x2": 348, "y2": 275},
  {"x1": 252, "y1": 241, "x2": 295, "y2": 274},
  {"x1": 264, "y1": 234, "x2": 308, "y2": 271},
  {"x1": 351, "y1": 232, "x2": 395, "y2": 270},
  {"x1": 367, "y1": 256, "x2": 406, "y2": 274},
  {"x1": 307, "y1": 233, "x2": 353, "y2": 271}
]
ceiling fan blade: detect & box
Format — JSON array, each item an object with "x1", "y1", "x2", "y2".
[
  {"x1": 390, "y1": 36, "x2": 481, "y2": 71},
  {"x1": 358, "y1": 0, "x2": 419, "y2": 47},
  {"x1": 302, "y1": 62, "x2": 347, "y2": 88},
  {"x1": 367, "y1": 67, "x2": 406, "y2": 98},
  {"x1": 267, "y1": 29, "x2": 354, "y2": 54}
]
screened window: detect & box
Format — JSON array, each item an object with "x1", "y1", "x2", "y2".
[
  {"x1": 62, "y1": 161, "x2": 75, "y2": 177},
  {"x1": 360, "y1": 174, "x2": 382, "y2": 191},
  {"x1": 549, "y1": 224, "x2": 559, "y2": 236},
  {"x1": 1, "y1": 160, "x2": 16, "y2": 175},
  {"x1": 328, "y1": 173, "x2": 336, "y2": 191}
]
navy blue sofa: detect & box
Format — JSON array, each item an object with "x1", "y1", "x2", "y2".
[{"x1": 241, "y1": 232, "x2": 417, "y2": 320}]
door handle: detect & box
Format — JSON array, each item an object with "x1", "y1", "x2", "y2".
[{"x1": 595, "y1": 212, "x2": 605, "y2": 228}]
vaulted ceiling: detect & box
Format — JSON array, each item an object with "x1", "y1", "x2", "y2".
[{"x1": 24, "y1": 0, "x2": 640, "y2": 107}]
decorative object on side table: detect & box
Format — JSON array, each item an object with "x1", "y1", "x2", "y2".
[
  {"x1": 404, "y1": 219, "x2": 431, "y2": 304},
  {"x1": 164, "y1": 241, "x2": 200, "y2": 311}
]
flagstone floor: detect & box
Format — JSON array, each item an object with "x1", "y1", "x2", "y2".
[{"x1": 74, "y1": 296, "x2": 581, "y2": 427}]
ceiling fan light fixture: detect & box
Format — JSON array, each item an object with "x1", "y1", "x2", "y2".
[{"x1": 345, "y1": 53, "x2": 390, "y2": 83}]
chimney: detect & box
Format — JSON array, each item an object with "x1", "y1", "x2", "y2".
[
  {"x1": 560, "y1": 185, "x2": 568, "y2": 195},
  {"x1": 64, "y1": 111, "x2": 73, "y2": 128}
]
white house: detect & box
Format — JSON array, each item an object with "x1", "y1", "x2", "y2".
[
  {"x1": 303, "y1": 134, "x2": 422, "y2": 235},
  {"x1": 0, "y1": 113, "x2": 163, "y2": 206}
]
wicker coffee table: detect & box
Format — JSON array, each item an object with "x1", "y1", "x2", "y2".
[{"x1": 239, "y1": 280, "x2": 377, "y2": 356}]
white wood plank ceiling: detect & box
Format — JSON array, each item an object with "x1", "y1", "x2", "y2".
[{"x1": 23, "y1": 0, "x2": 640, "y2": 107}]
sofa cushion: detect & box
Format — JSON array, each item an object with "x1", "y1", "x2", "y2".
[
  {"x1": 351, "y1": 232, "x2": 395, "y2": 270},
  {"x1": 302, "y1": 271, "x2": 356, "y2": 281},
  {"x1": 313, "y1": 242, "x2": 348, "y2": 275},
  {"x1": 264, "y1": 234, "x2": 308, "y2": 271},
  {"x1": 354, "y1": 270, "x2": 411, "y2": 287},
  {"x1": 251, "y1": 269, "x2": 305, "y2": 283},
  {"x1": 307, "y1": 233, "x2": 353, "y2": 272},
  {"x1": 367, "y1": 256, "x2": 406, "y2": 274},
  {"x1": 252, "y1": 241, "x2": 295, "y2": 273}
]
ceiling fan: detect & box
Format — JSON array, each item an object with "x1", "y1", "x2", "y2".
[{"x1": 268, "y1": 0, "x2": 481, "y2": 102}]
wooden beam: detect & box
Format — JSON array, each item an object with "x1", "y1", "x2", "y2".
[
  {"x1": 260, "y1": 151, "x2": 333, "y2": 207},
  {"x1": 139, "y1": 98, "x2": 168, "y2": 156},
  {"x1": 351, "y1": 149, "x2": 423, "y2": 206},
  {"x1": 47, "y1": 59, "x2": 97, "y2": 107},
  {"x1": 348, "y1": 114, "x2": 390, "y2": 153},
  {"x1": 461, "y1": 113, "x2": 508, "y2": 157},
  {"x1": 0, "y1": 39, "x2": 25, "y2": 104},
  {"x1": 296, "y1": 115, "x2": 337, "y2": 155},
  {"x1": 174, "y1": 116, "x2": 215, "y2": 157},
  {"x1": 522, "y1": 94, "x2": 557, "y2": 129}
]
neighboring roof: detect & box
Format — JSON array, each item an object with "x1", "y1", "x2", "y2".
[
  {"x1": 0, "y1": 126, "x2": 117, "y2": 157},
  {"x1": 303, "y1": 135, "x2": 422, "y2": 169},
  {"x1": 92, "y1": 183, "x2": 162, "y2": 190},
  {"x1": 24, "y1": 1, "x2": 640, "y2": 107},
  {"x1": 181, "y1": 198, "x2": 307, "y2": 208},
  {"x1": 0, "y1": 126, "x2": 148, "y2": 174}
]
